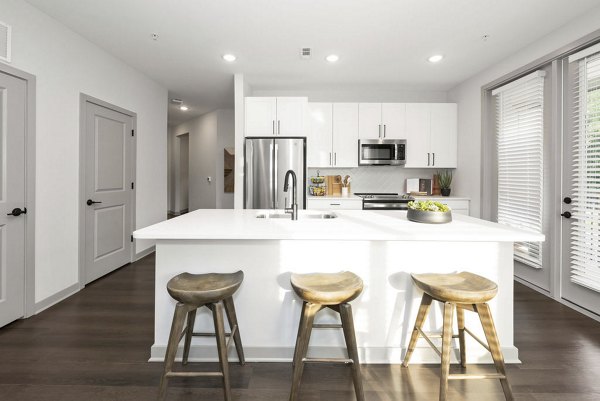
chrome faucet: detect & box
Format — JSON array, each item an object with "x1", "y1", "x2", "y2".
[{"x1": 284, "y1": 169, "x2": 298, "y2": 220}]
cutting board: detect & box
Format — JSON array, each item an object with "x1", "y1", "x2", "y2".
[{"x1": 326, "y1": 175, "x2": 343, "y2": 196}]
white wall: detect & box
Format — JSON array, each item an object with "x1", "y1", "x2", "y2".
[
  {"x1": 1, "y1": 0, "x2": 168, "y2": 305},
  {"x1": 448, "y1": 5, "x2": 600, "y2": 218},
  {"x1": 171, "y1": 109, "x2": 234, "y2": 210}
]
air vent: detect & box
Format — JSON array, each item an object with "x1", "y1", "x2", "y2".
[
  {"x1": 300, "y1": 47, "x2": 312, "y2": 59},
  {"x1": 0, "y1": 21, "x2": 11, "y2": 63}
]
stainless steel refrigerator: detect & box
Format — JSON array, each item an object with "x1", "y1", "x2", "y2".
[{"x1": 244, "y1": 137, "x2": 306, "y2": 209}]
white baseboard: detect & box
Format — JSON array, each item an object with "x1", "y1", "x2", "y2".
[
  {"x1": 149, "y1": 344, "x2": 520, "y2": 364},
  {"x1": 34, "y1": 282, "x2": 80, "y2": 314},
  {"x1": 135, "y1": 245, "x2": 155, "y2": 261}
]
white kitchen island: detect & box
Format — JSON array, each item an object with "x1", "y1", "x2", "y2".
[{"x1": 134, "y1": 209, "x2": 543, "y2": 364}]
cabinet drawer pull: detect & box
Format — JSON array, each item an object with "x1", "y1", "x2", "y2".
[{"x1": 330, "y1": 203, "x2": 341, "y2": 206}]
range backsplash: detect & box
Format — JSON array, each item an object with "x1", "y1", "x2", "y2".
[{"x1": 307, "y1": 166, "x2": 440, "y2": 194}]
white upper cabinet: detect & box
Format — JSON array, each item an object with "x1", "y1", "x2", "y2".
[
  {"x1": 276, "y1": 97, "x2": 307, "y2": 136},
  {"x1": 405, "y1": 103, "x2": 457, "y2": 168},
  {"x1": 332, "y1": 103, "x2": 359, "y2": 167},
  {"x1": 430, "y1": 103, "x2": 457, "y2": 168},
  {"x1": 245, "y1": 97, "x2": 307, "y2": 137},
  {"x1": 405, "y1": 103, "x2": 431, "y2": 168},
  {"x1": 358, "y1": 103, "x2": 382, "y2": 139},
  {"x1": 245, "y1": 97, "x2": 277, "y2": 136},
  {"x1": 307, "y1": 103, "x2": 358, "y2": 168},
  {"x1": 359, "y1": 103, "x2": 406, "y2": 139},
  {"x1": 307, "y1": 103, "x2": 333, "y2": 167},
  {"x1": 381, "y1": 103, "x2": 406, "y2": 139}
]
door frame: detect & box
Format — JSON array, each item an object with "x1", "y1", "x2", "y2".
[
  {"x1": 78, "y1": 94, "x2": 137, "y2": 289},
  {"x1": 0, "y1": 63, "x2": 36, "y2": 318}
]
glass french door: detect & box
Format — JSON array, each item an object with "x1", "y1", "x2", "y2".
[{"x1": 561, "y1": 45, "x2": 600, "y2": 316}]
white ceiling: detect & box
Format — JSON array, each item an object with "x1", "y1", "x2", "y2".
[{"x1": 25, "y1": 0, "x2": 600, "y2": 125}]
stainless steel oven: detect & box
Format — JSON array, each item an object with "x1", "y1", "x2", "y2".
[{"x1": 358, "y1": 139, "x2": 406, "y2": 166}]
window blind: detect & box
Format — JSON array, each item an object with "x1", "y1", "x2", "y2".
[
  {"x1": 570, "y1": 50, "x2": 600, "y2": 292},
  {"x1": 494, "y1": 71, "x2": 545, "y2": 268}
]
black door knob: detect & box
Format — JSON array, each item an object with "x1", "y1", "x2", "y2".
[
  {"x1": 563, "y1": 197, "x2": 572, "y2": 204},
  {"x1": 87, "y1": 199, "x2": 102, "y2": 206},
  {"x1": 7, "y1": 207, "x2": 27, "y2": 216},
  {"x1": 561, "y1": 211, "x2": 572, "y2": 218}
]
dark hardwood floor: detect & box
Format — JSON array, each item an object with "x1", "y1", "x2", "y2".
[{"x1": 1, "y1": 253, "x2": 599, "y2": 400}]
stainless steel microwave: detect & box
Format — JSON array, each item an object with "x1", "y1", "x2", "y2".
[{"x1": 358, "y1": 139, "x2": 406, "y2": 166}]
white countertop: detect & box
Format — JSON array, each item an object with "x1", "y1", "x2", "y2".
[{"x1": 134, "y1": 209, "x2": 543, "y2": 242}]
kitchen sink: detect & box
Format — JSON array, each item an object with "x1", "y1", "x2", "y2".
[{"x1": 256, "y1": 212, "x2": 338, "y2": 220}]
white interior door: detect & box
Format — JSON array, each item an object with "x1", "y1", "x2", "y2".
[
  {"x1": 84, "y1": 101, "x2": 134, "y2": 284},
  {"x1": 561, "y1": 50, "x2": 600, "y2": 316},
  {"x1": 0, "y1": 71, "x2": 27, "y2": 328}
]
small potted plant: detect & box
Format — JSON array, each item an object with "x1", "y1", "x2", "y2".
[
  {"x1": 437, "y1": 170, "x2": 453, "y2": 197},
  {"x1": 407, "y1": 200, "x2": 452, "y2": 224}
]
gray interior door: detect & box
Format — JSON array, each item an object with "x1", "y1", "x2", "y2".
[
  {"x1": 0, "y1": 72, "x2": 27, "y2": 328},
  {"x1": 84, "y1": 101, "x2": 133, "y2": 284}
]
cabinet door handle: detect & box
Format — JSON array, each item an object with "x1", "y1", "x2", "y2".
[
  {"x1": 432, "y1": 153, "x2": 435, "y2": 166},
  {"x1": 273, "y1": 120, "x2": 275, "y2": 135},
  {"x1": 383, "y1": 124, "x2": 387, "y2": 138},
  {"x1": 378, "y1": 124, "x2": 382, "y2": 138},
  {"x1": 329, "y1": 152, "x2": 332, "y2": 166},
  {"x1": 427, "y1": 153, "x2": 430, "y2": 166},
  {"x1": 277, "y1": 120, "x2": 281, "y2": 135},
  {"x1": 334, "y1": 152, "x2": 337, "y2": 165}
]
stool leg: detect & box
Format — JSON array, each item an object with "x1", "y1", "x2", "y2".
[
  {"x1": 223, "y1": 296, "x2": 245, "y2": 365},
  {"x1": 211, "y1": 302, "x2": 232, "y2": 401},
  {"x1": 292, "y1": 301, "x2": 307, "y2": 367},
  {"x1": 476, "y1": 303, "x2": 514, "y2": 401},
  {"x1": 403, "y1": 293, "x2": 433, "y2": 367},
  {"x1": 456, "y1": 305, "x2": 467, "y2": 368},
  {"x1": 158, "y1": 303, "x2": 188, "y2": 401},
  {"x1": 290, "y1": 302, "x2": 320, "y2": 401},
  {"x1": 439, "y1": 302, "x2": 454, "y2": 401},
  {"x1": 339, "y1": 303, "x2": 365, "y2": 401},
  {"x1": 182, "y1": 308, "x2": 197, "y2": 365}
]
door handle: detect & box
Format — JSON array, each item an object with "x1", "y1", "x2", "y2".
[
  {"x1": 278, "y1": 120, "x2": 281, "y2": 136},
  {"x1": 563, "y1": 197, "x2": 572, "y2": 204},
  {"x1": 383, "y1": 125, "x2": 387, "y2": 138},
  {"x1": 427, "y1": 153, "x2": 430, "y2": 166},
  {"x1": 272, "y1": 120, "x2": 275, "y2": 136},
  {"x1": 432, "y1": 153, "x2": 435, "y2": 166},
  {"x1": 378, "y1": 124, "x2": 382, "y2": 138},
  {"x1": 7, "y1": 207, "x2": 27, "y2": 216},
  {"x1": 334, "y1": 152, "x2": 337, "y2": 165},
  {"x1": 561, "y1": 211, "x2": 572, "y2": 218},
  {"x1": 329, "y1": 152, "x2": 332, "y2": 166},
  {"x1": 87, "y1": 199, "x2": 102, "y2": 206}
]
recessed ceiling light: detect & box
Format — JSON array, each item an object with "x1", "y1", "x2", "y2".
[
  {"x1": 428, "y1": 54, "x2": 444, "y2": 63},
  {"x1": 180, "y1": 106, "x2": 189, "y2": 111},
  {"x1": 222, "y1": 54, "x2": 237, "y2": 62},
  {"x1": 326, "y1": 54, "x2": 339, "y2": 63}
]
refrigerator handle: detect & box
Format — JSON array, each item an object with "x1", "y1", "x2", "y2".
[{"x1": 274, "y1": 143, "x2": 279, "y2": 209}]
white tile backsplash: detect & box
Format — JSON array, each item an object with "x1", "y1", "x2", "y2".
[{"x1": 308, "y1": 166, "x2": 441, "y2": 194}]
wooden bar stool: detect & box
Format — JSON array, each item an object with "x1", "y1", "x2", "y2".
[
  {"x1": 289, "y1": 271, "x2": 365, "y2": 401},
  {"x1": 402, "y1": 272, "x2": 513, "y2": 401},
  {"x1": 158, "y1": 271, "x2": 245, "y2": 401}
]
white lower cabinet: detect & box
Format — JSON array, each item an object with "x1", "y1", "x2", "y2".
[
  {"x1": 425, "y1": 198, "x2": 470, "y2": 216},
  {"x1": 307, "y1": 198, "x2": 363, "y2": 210}
]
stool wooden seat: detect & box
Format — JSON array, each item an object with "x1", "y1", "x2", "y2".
[
  {"x1": 403, "y1": 272, "x2": 513, "y2": 401},
  {"x1": 289, "y1": 272, "x2": 365, "y2": 401},
  {"x1": 411, "y1": 272, "x2": 498, "y2": 304},
  {"x1": 159, "y1": 271, "x2": 245, "y2": 401}
]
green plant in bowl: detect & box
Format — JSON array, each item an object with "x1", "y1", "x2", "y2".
[{"x1": 408, "y1": 200, "x2": 450, "y2": 212}]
